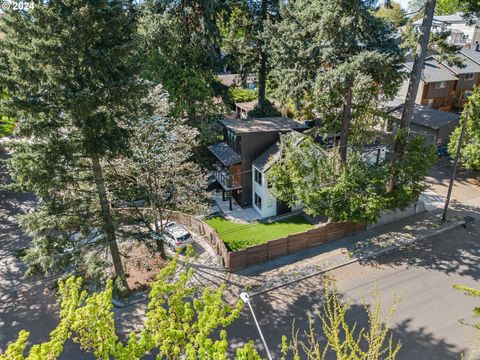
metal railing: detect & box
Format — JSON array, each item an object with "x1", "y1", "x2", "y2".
[{"x1": 214, "y1": 169, "x2": 242, "y2": 191}]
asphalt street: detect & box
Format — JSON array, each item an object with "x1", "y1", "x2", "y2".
[{"x1": 227, "y1": 222, "x2": 480, "y2": 359}]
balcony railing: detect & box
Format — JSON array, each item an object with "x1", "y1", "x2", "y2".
[{"x1": 214, "y1": 169, "x2": 242, "y2": 191}]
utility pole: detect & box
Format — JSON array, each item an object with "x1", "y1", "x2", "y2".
[
  {"x1": 442, "y1": 109, "x2": 469, "y2": 223},
  {"x1": 240, "y1": 292, "x2": 273, "y2": 360}
]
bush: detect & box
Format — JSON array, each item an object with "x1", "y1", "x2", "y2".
[
  {"x1": 228, "y1": 87, "x2": 257, "y2": 103},
  {"x1": 0, "y1": 116, "x2": 15, "y2": 137},
  {"x1": 248, "y1": 99, "x2": 281, "y2": 118}
]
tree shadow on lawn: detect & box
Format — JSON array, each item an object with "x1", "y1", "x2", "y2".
[{"x1": 226, "y1": 275, "x2": 466, "y2": 360}]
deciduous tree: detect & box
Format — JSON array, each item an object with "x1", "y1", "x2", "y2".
[
  {"x1": 281, "y1": 278, "x2": 401, "y2": 360},
  {"x1": 448, "y1": 88, "x2": 480, "y2": 172},
  {"x1": 376, "y1": 2, "x2": 407, "y2": 27},
  {"x1": 0, "y1": 250, "x2": 249, "y2": 360},
  {"x1": 269, "y1": 132, "x2": 436, "y2": 222},
  {"x1": 109, "y1": 86, "x2": 208, "y2": 257}
]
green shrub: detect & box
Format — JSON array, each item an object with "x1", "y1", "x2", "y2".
[
  {"x1": 248, "y1": 99, "x2": 281, "y2": 118},
  {"x1": 0, "y1": 116, "x2": 15, "y2": 137},
  {"x1": 229, "y1": 87, "x2": 257, "y2": 103}
]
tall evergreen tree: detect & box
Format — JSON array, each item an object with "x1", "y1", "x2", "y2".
[
  {"x1": 138, "y1": 0, "x2": 223, "y2": 122},
  {"x1": 0, "y1": 1, "x2": 143, "y2": 292},
  {"x1": 267, "y1": 0, "x2": 402, "y2": 166}
]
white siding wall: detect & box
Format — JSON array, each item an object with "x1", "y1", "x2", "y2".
[
  {"x1": 362, "y1": 146, "x2": 387, "y2": 164},
  {"x1": 252, "y1": 166, "x2": 278, "y2": 218}
]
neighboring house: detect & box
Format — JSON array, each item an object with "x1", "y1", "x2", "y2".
[
  {"x1": 217, "y1": 74, "x2": 257, "y2": 89},
  {"x1": 438, "y1": 53, "x2": 480, "y2": 108},
  {"x1": 209, "y1": 117, "x2": 307, "y2": 213},
  {"x1": 412, "y1": 13, "x2": 480, "y2": 47},
  {"x1": 385, "y1": 100, "x2": 460, "y2": 147},
  {"x1": 401, "y1": 57, "x2": 458, "y2": 110}
]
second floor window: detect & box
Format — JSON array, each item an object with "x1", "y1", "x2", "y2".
[
  {"x1": 465, "y1": 73, "x2": 475, "y2": 81},
  {"x1": 435, "y1": 81, "x2": 447, "y2": 89},
  {"x1": 254, "y1": 168, "x2": 262, "y2": 186}
]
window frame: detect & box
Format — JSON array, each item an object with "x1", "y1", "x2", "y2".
[
  {"x1": 435, "y1": 81, "x2": 447, "y2": 89},
  {"x1": 254, "y1": 193, "x2": 262, "y2": 210},
  {"x1": 254, "y1": 168, "x2": 262, "y2": 186},
  {"x1": 464, "y1": 73, "x2": 475, "y2": 81}
]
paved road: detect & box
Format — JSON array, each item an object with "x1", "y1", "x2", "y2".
[
  {"x1": 428, "y1": 158, "x2": 480, "y2": 206},
  {"x1": 0, "y1": 151, "x2": 87, "y2": 358},
  {"x1": 228, "y1": 222, "x2": 480, "y2": 359}
]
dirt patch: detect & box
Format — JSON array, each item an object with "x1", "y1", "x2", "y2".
[{"x1": 120, "y1": 241, "x2": 168, "y2": 291}]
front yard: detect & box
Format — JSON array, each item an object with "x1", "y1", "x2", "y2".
[{"x1": 205, "y1": 214, "x2": 314, "y2": 251}]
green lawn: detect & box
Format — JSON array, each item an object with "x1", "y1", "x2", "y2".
[{"x1": 205, "y1": 214, "x2": 314, "y2": 251}]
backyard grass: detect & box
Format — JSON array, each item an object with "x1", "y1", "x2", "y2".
[{"x1": 205, "y1": 214, "x2": 314, "y2": 251}]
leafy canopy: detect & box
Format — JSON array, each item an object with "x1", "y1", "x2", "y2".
[{"x1": 448, "y1": 87, "x2": 480, "y2": 172}]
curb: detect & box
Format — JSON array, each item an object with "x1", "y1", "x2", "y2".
[{"x1": 251, "y1": 220, "x2": 465, "y2": 297}]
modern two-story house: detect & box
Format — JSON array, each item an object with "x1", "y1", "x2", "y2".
[{"x1": 209, "y1": 117, "x2": 307, "y2": 215}]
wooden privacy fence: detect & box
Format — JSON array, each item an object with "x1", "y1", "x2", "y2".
[{"x1": 114, "y1": 207, "x2": 366, "y2": 272}]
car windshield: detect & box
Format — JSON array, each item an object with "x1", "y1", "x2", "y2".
[{"x1": 177, "y1": 233, "x2": 191, "y2": 242}]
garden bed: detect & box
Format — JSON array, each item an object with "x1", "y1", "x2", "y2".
[{"x1": 205, "y1": 214, "x2": 314, "y2": 251}]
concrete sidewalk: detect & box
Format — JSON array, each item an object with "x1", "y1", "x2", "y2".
[{"x1": 189, "y1": 208, "x2": 467, "y2": 299}]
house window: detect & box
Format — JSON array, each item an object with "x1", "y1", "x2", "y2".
[
  {"x1": 463, "y1": 34, "x2": 470, "y2": 40},
  {"x1": 465, "y1": 73, "x2": 475, "y2": 81},
  {"x1": 435, "y1": 81, "x2": 447, "y2": 89},
  {"x1": 254, "y1": 168, "x2": 262, "y2": 186},
  {"x1": 254, "y1": 193, "x2": 262, "y2": 210},
  {"x1": 267, "y1": 199, "x2": 273, "y2": 208}
]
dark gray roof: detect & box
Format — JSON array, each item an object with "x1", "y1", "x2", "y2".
[
  {"x1": 208, "y1": 142, "x2": 241, "y2": 166},
  {"x1": 220, "y1": 117, "x2": 307, "y2": 134},
  {"x1": 461, "y1": 48, "x2": 480, "y2": 66},
  {"x1": 439, "y1": 53, "x2": 480, "y2": 75},
  {"x1": 403, "y1": 58, "x2": 458, "y2": 83},
  {"x1": 389, "y1": 104, "x2": 460, "y2": 130},
  {"x1": 252, "y1": 143, "x2": 280, "y2": 173}
]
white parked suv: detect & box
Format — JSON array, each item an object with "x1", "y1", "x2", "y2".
[{"x1": 163, "y1": 222, "x2": 194, "y2": 251}]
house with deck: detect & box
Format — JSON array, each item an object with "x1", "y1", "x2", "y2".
[{"x1": 209, "y1": 117, "x2": 307, "y2": 217}]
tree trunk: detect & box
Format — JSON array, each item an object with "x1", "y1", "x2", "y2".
[
  {"x1": 338, "y1": 86, "x2": 353, "y2": 171},
  {"x1": 395, "y1": 0, "x2": 436, "y2": 153},
  {"x1": 153, "y1": 207, "x2": 166, "y2": 259},
  {"x1": 257, "y1": 0, "x2": 268, "y2": 107},
  {"x1": 388, "y1": 0, "x2": 436, "y2": 192},
  {"x1": 91, "y1": 154, "x2": 129, "y2": 294}
]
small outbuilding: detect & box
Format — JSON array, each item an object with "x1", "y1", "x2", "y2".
[{"x1": 388, "y1": 103, "x2": 460, "y2": 146}]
